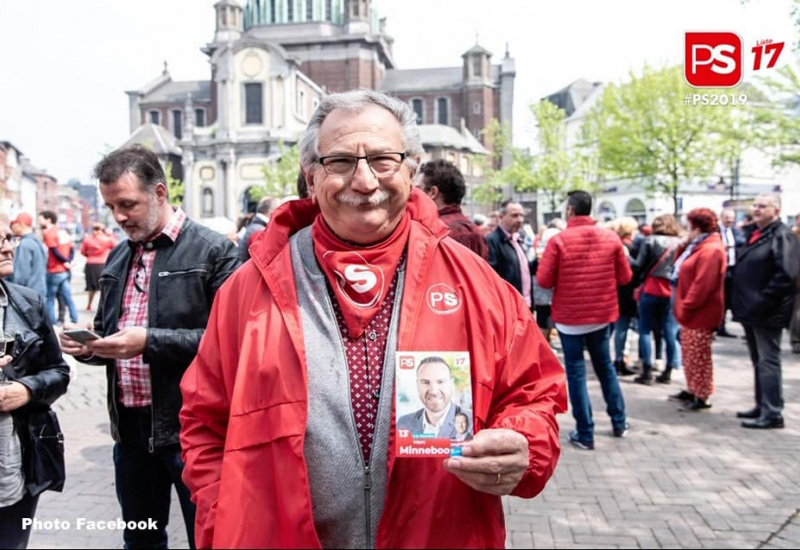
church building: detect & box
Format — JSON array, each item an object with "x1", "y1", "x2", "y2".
[{"x1": 124, "y1": 0, "x2": 515, "y2": 220}]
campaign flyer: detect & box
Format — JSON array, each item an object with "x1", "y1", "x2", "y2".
[{"x1": 395, "y1": 351, "x2": 474, "y2": 458}]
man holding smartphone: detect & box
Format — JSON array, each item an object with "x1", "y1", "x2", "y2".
[{"x1": 59, "y1": 145, "x2": 240, "y2": 549}]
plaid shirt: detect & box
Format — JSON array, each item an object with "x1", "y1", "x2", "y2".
[{"x1": 116, "y1": 208, "x2": 186, "y2": 407}]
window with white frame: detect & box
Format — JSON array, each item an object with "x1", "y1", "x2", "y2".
[
  {"x1": 149, "y1": 110, "x2": 160, "y2": 125},
  {"x1": 411, "y1": 98, "x2": 424, "y2": 124},
  {"x1": 202, "y1": 188, "x2": 214, "y2": 216},
  {"x1": 172, "y1": 110, "x2": 183, "y2": 139},
  {"x1": 195, "y1": 108, "x2": 206, "y2": 127},
  {"x1": 436, "y1": 97, "x2": 449, "y2": 125},
  {"x1": 244, "y1": 82, "x2": 263, "y2": 124}
]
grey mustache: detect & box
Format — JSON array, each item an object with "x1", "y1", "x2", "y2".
[{"x1": 335, "y1": 189, "x2": 390, "y2": 206}]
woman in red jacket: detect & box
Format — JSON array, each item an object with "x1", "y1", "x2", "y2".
[{"x1": 670, "y1": 208, "x2": 727, "y2": 411}]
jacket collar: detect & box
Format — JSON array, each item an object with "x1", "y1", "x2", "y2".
[
  {"x1": 437, "y1": 205, "x2": 463, "y2": 217},
  {"x1": 249, "y1": 188, "x2": 448, "y2": 272},
  {"x1": 567, "y1": 215, "x2": 595, "y2": 229}
]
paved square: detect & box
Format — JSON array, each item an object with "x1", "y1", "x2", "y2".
[{"x1": 26, "y1": 278, "x2": 800, "y2": 549}]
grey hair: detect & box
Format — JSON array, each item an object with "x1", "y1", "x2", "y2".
[
  {"x1": 498, "y1": 199, "x2": 522, "y2": 216},
  {"x1": 298, "y1": 89, "x2": 424, "y2": 172},
  {"x1": 758, "y1": 193, "x2": 781, "y2": 210}
]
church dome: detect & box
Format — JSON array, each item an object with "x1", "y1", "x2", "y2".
[{"x1": 243, "y1": 0, "x2": 346, "y2": 29}]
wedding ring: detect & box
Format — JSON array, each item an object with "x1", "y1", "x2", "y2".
[{"x1": 495, "y1": 472, "x2": 502, "y2": 485}]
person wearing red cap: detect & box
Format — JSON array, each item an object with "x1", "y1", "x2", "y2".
[{"x1": 7, "y1": 213, "x2": 47, "y2": 297}]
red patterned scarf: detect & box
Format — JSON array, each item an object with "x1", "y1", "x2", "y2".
[{"x1": 312, "y1": 213, "x2": 410, "y2": 338}]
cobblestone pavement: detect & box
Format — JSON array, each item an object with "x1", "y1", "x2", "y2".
[{"x1": 25, "y1": 266, "x2": 800, "y2": 549}]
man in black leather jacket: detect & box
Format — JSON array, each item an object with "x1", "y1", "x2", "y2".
[
  {"x1": 732, "y1": 193, "x2": 799, "y2": 430},
  {"x1": 60, "y1": 146, "x2": 240, "y2": 549}
]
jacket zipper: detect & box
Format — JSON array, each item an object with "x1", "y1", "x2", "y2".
[
  {"x1": 157, "y1": 268, "x2": 208, "y2": 277},
  {"x1": 321, "y1": 290, "x2": 373, "y2": 548},
  {"x1": 364, "y1": 465, "x2": 372, "y2": 549}
]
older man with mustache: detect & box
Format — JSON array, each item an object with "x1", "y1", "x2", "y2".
[{"x1": 179, "y1": 89, "x2": 567, "y2": 549}]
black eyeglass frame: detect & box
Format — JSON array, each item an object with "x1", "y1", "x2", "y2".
[
  {"x1": 317, "y1": 152, "x2": 407, "y2": 177},
  {"x1": 0, "y1": 234, "x2": 18, "y2": 249}
]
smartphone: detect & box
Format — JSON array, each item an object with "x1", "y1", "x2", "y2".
[{"x1": 63, "y1": 329, "x2": 102, "y2": 345}]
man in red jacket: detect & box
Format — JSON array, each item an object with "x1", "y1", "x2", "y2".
[
  {"x1": 179, "y1": 89, "x2": 567, "y2": 549},
  {"x1": 536, "y1": 190, "x2": 632, "y2": 451}
]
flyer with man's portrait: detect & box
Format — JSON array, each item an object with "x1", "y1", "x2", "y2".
[{"x1": 395, "y1": 351, "x2": 474, "y2": 458}]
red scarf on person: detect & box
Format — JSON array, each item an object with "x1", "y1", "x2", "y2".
[{"x1": 312, "y1": 212, "x2": 410, "y2": 338}]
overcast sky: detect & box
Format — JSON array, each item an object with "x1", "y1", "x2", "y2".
[{"x1": 0, "y1": 0, "x2": 795, "y2": 184}]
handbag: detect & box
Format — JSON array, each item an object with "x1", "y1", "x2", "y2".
[
  {"x1": 22, "y1": 408, "x2": 66, "y2": 496},
  {"x1": 634, "y1": 244, "x2": 676, "y2": 301}
]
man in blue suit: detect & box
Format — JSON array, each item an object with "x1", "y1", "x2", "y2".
[{"x1": 397, "y1": 356, "x2": 472, "y2": 439}]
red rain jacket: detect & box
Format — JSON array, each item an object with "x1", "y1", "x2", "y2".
[
  {"x1": 180, "y1": 190, "x2": 567, "y2": 548},
  {"x1": 673, "y1": 232, "x2": 727, "y2": 330},
  {"x1": 536, "y1": 216, "x2": 633, "y2": 325}
]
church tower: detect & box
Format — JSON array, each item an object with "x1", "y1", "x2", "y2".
[
  {"x1": 462, "y1": 42, "x2": 494, "y2": 148},
  {"x1": 345, "y1": 0, "x2": 371, "y2": 34},
  {"x1": 214, "y1": 0, "x2": 243, "y2": 44}
]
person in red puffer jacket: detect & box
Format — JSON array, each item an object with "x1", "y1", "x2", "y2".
[
  {"x1": 669, "y1": 208, "x2": 726, "y2": 412},
  {"x1": 537, "y1": 190, "x2": 633, "y2": 451}
]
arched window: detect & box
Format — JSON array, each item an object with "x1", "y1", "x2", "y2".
[
  {"x1": 202, "y1": 188, "x2": 214, "y2": 217},
  {"x1": 625, "y1": 198, "x2": 647, "y2": 225},
  {"x1": 598, "y1": 201, "x2": 617, "y2": 222},
  {"x1": 436, "y1": 97, "x2": 449, "y2": 125}
]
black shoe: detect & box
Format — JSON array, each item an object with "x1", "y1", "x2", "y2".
[
  {"x1": 680, "y1": 398, "x2": 712, "y2": 412},
  {"x1": 717, "y1": 329, "x2": 736, "y2": 338},
  {"x1": 736, "y1": 407, "x2": 761, "y2": 419},
  {"x1": 568, "y1": 430, "x2": 594, "y2": 450},
  {"x1": 669, "y1": 390, "x2": 695, "y2": 402},
  {"x1": 655, "y1": 370, "x2": 672, "y2": 384},
  {"x1": 741, "y1": 416, "x2": 784, "y2": 429},
  {"x1": 634, "y1": 372, "x2": 653, "y2": 386},
  {"x1": 613, "y1": 423, "x2": 630, "y2": 438},
  {"x1": 615, "y1": 360, "x2": 636, "y2": 376}
]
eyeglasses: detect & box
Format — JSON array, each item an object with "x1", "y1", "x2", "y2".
[
  {"x1": 0, "y1": 234, "x2": 18, "y2": 250},
  {"x1": 318, "y1": 152, "x2": 407, "y2": 177},
  {"x1": 133, "y1": 255, "x2": 147, "y2": 293}
]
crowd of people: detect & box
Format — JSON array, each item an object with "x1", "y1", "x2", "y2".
[{"x1": 0, "y1": 87, "x2": 797, "y2": 549}]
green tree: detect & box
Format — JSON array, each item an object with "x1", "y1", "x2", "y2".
[
  {"x1": 583, "y1": 64, "x2": 750, "y2": 216},
  {"x1": 523, "y1": 100, "x2": 596, "y2": 214},
  {"x1": 164, "y1": 162, "x2": 185, "y2": 208},
  {"x1": 752, "y1": 56, "x2": 800, "y2": 167},
  {"x1": 472, "y1": 119, "x2": 514, "y2": 206},
  {"x1": 250, "y1": 140, "x2": 301, "y2": 201}
]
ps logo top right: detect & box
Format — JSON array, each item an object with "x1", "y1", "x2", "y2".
[{"x1": 685, "y1": 32, "x2": 742, "y2": 88}]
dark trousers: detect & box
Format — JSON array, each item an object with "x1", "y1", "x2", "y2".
[
  {"x1": 558, "y1": 325, "x2": 627, "y2": 443},
  {"x1": 719, "y1": 270, "x2": 734, "y2": 331},
  {"x1": 791, "y1": 292, "x2": 800, "y2": 348},
  {"x1": 743, "y1": 324, "x2": 784, "y2": 419},
  {"x1": 114, "y1": 405, "x2": 196, "y2": 549},
  {"x1": 0, "y1": 492, "x2": 39, "y2": 549}
]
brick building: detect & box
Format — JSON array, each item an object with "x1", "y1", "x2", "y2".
[{"x1": 124, "y1": 0, "x2": 514, "y2": 219}]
